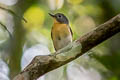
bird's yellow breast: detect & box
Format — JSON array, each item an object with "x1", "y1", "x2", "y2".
[
  {"x1": 51, "y1": 22, "x2": 72, "y2": 51},
  {"x1": 52, "y1": 23, "x2": 70, "y2": 38}
]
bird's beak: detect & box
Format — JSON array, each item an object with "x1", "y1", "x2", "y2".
[{"x1": 48, "y1": 13, "x2": 55, "y2": 18}]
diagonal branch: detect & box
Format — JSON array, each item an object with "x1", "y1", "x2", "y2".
[
  {"x1": 14, "y1": 14, "x2": 120, "y2": 80},
  {"x1": 0, "y1": 6, "x2": 27, "y2": 23}
]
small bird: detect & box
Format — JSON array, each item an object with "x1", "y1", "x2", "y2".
[{"x1": 49, "y1": 13, "x2": 73, "y2": 51}]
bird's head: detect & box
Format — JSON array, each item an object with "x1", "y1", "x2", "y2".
[{"x1": 49, "y1": 13, "x2": 69, "y2": 24}]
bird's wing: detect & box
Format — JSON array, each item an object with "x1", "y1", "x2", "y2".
[
  {"x1": 69, "y1": 26, "x2": 73, "y2": 37},
  {"x1": 51, "y1": 26, "x2": 54, "y2": 40}
]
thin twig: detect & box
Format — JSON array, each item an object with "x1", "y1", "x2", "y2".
[{"x1": 0, "y1": 6, "x2": 27, "y2": 23}]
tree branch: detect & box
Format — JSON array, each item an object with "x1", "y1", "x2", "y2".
[{"x1": 14, "y1": 14, "x2": 120, "y2": 80}]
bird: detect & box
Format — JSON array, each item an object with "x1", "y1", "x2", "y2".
[{"x1": 49, "y1": 13, "x2": 73, "y2": 51}]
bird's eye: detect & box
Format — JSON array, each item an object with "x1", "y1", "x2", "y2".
[{"x1": 58, "y1": 15, "x2": 62, "y2": 18}]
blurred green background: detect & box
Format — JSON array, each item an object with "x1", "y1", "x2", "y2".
[{"x1": 0, "y1": 0, "x2": 120, "y2": 80}]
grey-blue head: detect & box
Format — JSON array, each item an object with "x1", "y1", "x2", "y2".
[{"x1": 49, "y1": 13, "x2": 69, "y2": 24}]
